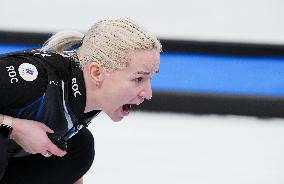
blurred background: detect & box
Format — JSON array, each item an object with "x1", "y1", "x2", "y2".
[{"x1": 1, "y1": 0, "x2": 284, "y2": 183}]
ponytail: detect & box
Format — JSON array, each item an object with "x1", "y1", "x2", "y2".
[{"x1": 41, "y1": 30, "x2": 84, "y2": 53}]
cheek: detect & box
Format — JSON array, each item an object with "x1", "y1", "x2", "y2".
[
  {"x1": 116, "y1": 84, "x2": 139, "y2": 103},
  {"x1": 121, "y1": 85, "x2": 137, "y2": 98},
  {"x1": 103, "y1": 77, "x2": 139, "y2": 104},
  {"x1": 107, "y1": 84, "x2": 133, "y2": 102}
]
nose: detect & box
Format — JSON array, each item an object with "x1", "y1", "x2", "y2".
[{"x1": 140, "y1": 80, "x2": 152, "y2": 100}]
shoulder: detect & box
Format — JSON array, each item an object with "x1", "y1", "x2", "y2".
[
  {"x1": 0, "y1": 49, "x2": 79, "y2": 80},
  {"x1": 0, "y1": 50, "x2": 48, "y2": 86},
  {"x1": 0, "y1": 49, "x2": 69, "y2": 68}
]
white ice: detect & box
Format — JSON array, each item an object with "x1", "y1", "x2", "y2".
[{"x1": 85, "y1": 111, "x2": 284, "y2": 184}]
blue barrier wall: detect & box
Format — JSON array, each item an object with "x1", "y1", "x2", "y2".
[{"x1": 1, "y1": 44, "x2": 284, "y2": 97}]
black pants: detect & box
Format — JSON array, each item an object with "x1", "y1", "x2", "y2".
[{"x1": 0, "y1": 128, "x2": 95, "y2": 184}]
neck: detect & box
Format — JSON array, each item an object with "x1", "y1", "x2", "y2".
[{"x1": 82, "y1": 67, "x2": 101, "y2": 113}]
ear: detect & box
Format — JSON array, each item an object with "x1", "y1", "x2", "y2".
[{"x1": 88, "y1": 62, "x2": 104, "y2": 84}]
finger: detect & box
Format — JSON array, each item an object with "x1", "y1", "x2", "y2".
[
  {"x1": 40, "y1": 124, "x2": 54, "y2": 133},
  {"x1": 41, "y1": 151, "x2": 52, "y2": 157},
  {"x1": 47, "y1": 141, "x2": 67, "y2": 157}
]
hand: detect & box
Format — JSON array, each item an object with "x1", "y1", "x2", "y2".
[{"x1": 10, "y1": 118, "x2": 66, "y2": 157}]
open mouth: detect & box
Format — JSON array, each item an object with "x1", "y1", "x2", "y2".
[
  {"x1": 120, "y1": 100, "x2": 143, "y2": 117},
  {"x1": 122, "y1": 104, "x2": 132, "y2": 115}
]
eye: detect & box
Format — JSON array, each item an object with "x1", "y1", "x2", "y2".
[{"x1": 135, "y1": 77, "x2": 143, "y2": 83}]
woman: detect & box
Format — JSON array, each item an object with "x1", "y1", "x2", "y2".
[{"x1": 0, "y1": 18, "x2": 161, "y2": 184}]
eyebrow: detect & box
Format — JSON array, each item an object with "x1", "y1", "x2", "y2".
[
  {"x1": 135, "y1": 70, "x2": 159, "y2": 75},
  {"x1": 135, "y1": 71, "x2": 151, "y2": 75}
]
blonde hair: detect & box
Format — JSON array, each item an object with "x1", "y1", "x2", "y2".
[
  {"x1": 41, "y1": 17, "x2": 162, "y2": 70},
  {"x1": 41, "y1": 30, "x2": 84, "y2": 53}
]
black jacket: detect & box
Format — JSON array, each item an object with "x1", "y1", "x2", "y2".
[{"x1": 0, "y1": 49, "x2": 100, "y2": 156}]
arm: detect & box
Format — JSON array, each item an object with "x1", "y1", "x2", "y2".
[{"x1": 0, "y1": 52, "x2": 66, "y2": 156}]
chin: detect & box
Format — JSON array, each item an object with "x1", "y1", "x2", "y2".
[
  {"x1": 106, "y1": 105, "x2": 130, "y2": 122},
  {"x1": 107, "y1": 111, "x2": 124, "y2": 122},
  {"x1": 111, "y1": 116, "x2": 124, "y2": 122}
]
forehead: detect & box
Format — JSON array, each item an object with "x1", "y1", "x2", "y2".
[{"x1": 126, "y1": 49, "x2": 160, "y2": 72}]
